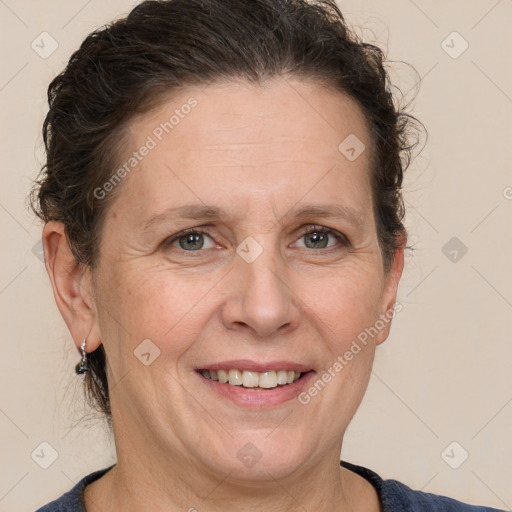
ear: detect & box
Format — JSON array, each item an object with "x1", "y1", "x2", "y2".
[
  {"x1": 374, "y1": 231, "x2": 406, "y2": 346},
  {"x1": 42, "y1": 221, "x2": 102, "y2": 355}
]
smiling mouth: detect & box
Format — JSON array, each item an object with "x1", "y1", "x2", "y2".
[{"x1": 197, "y1": 369, "x2": 311, "y2": 390}]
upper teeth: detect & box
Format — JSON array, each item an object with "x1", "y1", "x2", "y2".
[{"x1": 199, "y1": 369, "x2": 302, "y2": 389}]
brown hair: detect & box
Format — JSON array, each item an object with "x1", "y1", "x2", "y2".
[{"x1": 29, "y1": 0, "x2": 421, "y2": 421}]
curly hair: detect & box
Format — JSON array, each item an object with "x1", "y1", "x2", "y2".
[{"x1": 29, "y1": 0, "x2": 421, "y2": 422}]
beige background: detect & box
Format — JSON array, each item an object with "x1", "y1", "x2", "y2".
[{"x1": 1, "y1": 0, "x2": 511, "y2": 510}]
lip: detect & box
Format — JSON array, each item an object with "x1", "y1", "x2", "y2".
[
  {"x1": 197, "y1": 368, "x2": 316, "y2": 408},
  {"x1": 196, "y1": 359, "x2": 313, "y2": 373}
]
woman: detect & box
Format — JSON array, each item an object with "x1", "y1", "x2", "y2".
[{"x1": 30, "y1": 0, "x2": 505, "y2": 510}]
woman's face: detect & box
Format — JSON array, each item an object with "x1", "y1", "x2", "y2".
[{"x1": 89, "y1": 77, "x2": 403, "y2": 481}]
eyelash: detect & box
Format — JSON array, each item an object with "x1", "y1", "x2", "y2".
[{"x1": 163, "y1": 225, "x2": 350, "y2": 254}]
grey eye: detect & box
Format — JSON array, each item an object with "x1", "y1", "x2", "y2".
[
  {"x1": 305, "y1": 231, "x2": 330, "y2": 249},
  {"x1": 167, "y1": 230, "x2": 216, "y2": 251}
]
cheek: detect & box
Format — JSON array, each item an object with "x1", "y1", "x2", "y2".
[
  {"x1": 303, "y1": 265, "x2": 384, "y2": 346},
  {"x1": 97, "y1": 263, "x2": 218, "y2": 354},
  {"x1": 96, "y1": 250, "x2": 385, "y2": 372},
  {"x1": 299, "y1": 271, "x2": 382, "y2": 416}
]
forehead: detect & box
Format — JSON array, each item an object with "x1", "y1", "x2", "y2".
[
  {"x1": 111, "y1": 77, "x2": 373, "y2": 222},
  {"x1": 138, "y1": 77, "x2": 370, "y2": 159}
]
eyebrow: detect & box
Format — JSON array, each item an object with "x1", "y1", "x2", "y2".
[
  {"x1": 142, "y1": 202, "x2": 364, "y2": 230},
  {"x1": 283, "y1": 204, "x2": 364, "y2": 227},
  {"x1": 143, "y1": 205, "x2": 228, "y2": 230}
]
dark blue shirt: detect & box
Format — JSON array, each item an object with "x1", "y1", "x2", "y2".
[{"x1": 36, "y1": 460, "x2": 506, "y2": 511}]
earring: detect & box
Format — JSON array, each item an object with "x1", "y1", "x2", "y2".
[{"x1": 75, "y1": 338, "x2": 89, "y2": 375}]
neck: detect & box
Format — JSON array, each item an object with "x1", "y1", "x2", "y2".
[{"x1": 84, "y1": 446, "x2": 367, "y2": 512}]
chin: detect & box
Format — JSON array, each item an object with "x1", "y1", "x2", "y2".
[{"x1": 207, "y1": 435, "x2": 312, "y2": 484}]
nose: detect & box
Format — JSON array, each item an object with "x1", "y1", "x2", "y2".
[{"x1": 221, "y1": 240, "x2": 300, "y2": 338}]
